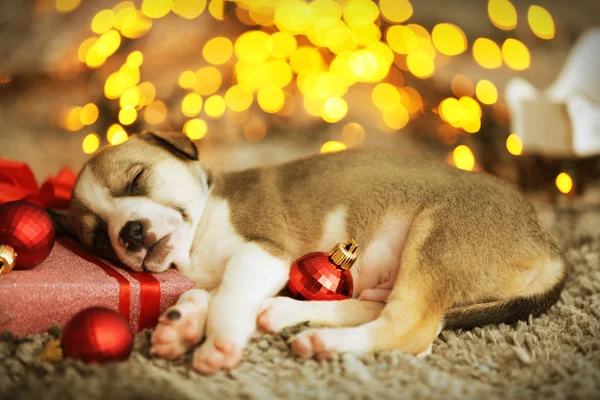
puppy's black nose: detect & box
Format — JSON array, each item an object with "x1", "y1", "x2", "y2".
[{"x1": 119, "y1": 220, "x2": 145, "y2": 251}]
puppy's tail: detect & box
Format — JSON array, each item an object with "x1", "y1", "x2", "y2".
[{"x1": 442, "y1": 259, "x2": 567, "y2": 330}]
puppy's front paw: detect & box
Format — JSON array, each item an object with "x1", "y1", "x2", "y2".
[
  {"x1": 192, "y1": 337, "x2": 242, "y2": 375},
  {"x1": 258, "y1": 297, "x2": 305, "y2": 333},
  {"x1": 150, "y1": 292, "x2": 208, "y2": 359}
]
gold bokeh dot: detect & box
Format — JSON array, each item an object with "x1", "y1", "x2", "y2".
[
  {"x1": 502, "y1": 38, "x2": 531, "y2": 71},
  {"x1": 184, "y1": 118, "x2": 208, "y2": 140},
  {"x1": 204, "y1": 95, "x2": 226, "y2": 118},
  {"x1": 82, "y1": 133, "x2": 100, "y2": 154},
  {"x1": 144, "y1": 100, "x2": 167, "y2": 124},
  {"x1": 472, "y1": 38, "x2": 502, "y2": 69},
  {"x1": 203, "y1": 37, "x2": 233, "y2": 65}
]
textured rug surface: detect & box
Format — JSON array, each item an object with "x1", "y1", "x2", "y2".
[{"x1": 1, "y1": 201, "x2": 599, "y2": 400}]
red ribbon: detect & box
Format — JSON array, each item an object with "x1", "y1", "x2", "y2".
[
  {"x1": 0, "y1": 159, "x2": 76, "y2": 209},
  {"x1": 1, "y1": 159, "x2": 163, "y2": 331},
  {"x1": 59, "y1": 238, "x2": 162, "y2": 331}
]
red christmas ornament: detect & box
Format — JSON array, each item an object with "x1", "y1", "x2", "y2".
[
  {"x1": 0, "y1": 200, "x2": 55, "y2": 275},
  {"x1": 288, "y1": 239, "x2": 358, "y2": 301},
  {"x1": 62, "y1": 307, "x2": 134, "y2": 363}
]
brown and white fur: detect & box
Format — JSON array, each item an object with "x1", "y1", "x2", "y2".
[{"x1": 62, "y1": 131, "x2": 566, "y2": 375}]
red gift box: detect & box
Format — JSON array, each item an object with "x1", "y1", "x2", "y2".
[
  {"x1": 0, "y1": 238, "x2": 195, "y2": 335},
  {"x1": 0, "y1": 159, "x2": 195, "y2": 335}
]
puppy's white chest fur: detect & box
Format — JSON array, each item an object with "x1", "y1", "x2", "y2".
[
  {"x1": 188, "y1": 201, "x2": 411, "y2": 296},
  {"x1": 186, "y1": 198, "x2": 246, "y2": 290}
]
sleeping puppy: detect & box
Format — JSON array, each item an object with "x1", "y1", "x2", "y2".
[{"x1": 64, "y1": 131, "x2": 566, "y2": 374}]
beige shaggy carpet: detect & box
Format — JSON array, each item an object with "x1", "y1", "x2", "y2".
[{"x1": 1, "y1": 201, "x2": 599, "y2": 400}]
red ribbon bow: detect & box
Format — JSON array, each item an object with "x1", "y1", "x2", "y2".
[{"x1": 0, "y1": 160, "x2": 76, "y2": 209}]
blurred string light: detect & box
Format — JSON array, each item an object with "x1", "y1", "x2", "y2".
[
  {"x1": 472, "y1": 38, "x2": 502, "y2": 69},
  {"x1": 65, "y1": 0, "x2": 556, "y2": 160},
  {"x1": 55, "y1": 0, "x2": 81, "y2": 13},
  {"x1": 321, "y1": 141, "x2": 347, "y2": 153},
  {"x1": 184, "y1": 118, "x2": 208, "y2": 140},
  {"x1": 555, "y1": 172, "x2": 573, "y2": 194},
  {"x1": 453, "y1": 145, "x2": 475, "y2": 171},
  {"x1": 439, "y1": 96, "x2": 482, "y2": 133},
  {"x1": 506, "y1": 133, "x2": 522, "y2": 155},
  {"x1": 528, "y1": 5, "x2": 555, "y2": 40},
  {"x1": 487, "y1": 0, "x2": 517, "y2": 30},
  {"x1": 82, "y1": 133, "x2": 100, "y2": 154},
  {"x1": 502, "y1": 39, "x2": 530, "y2": 70},
  {"x1": 475, "y1": 80, "x2": 498, "y2": 105},
  {"x1": 80, "y1": 103, "x2": 99, "y2": 125},
  {"x1": 243, "y1": 118, "x2": 267, "y2": 142},
  {"x1": 342, "y1": 122, "x2": 366, "y2": 147}
]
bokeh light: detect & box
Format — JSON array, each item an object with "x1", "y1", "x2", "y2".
[
  {"x1": 379, "y1": 0, "x2": 413, "y2": 23},
  {"x1": 268, "y1": 32, "x2": 298, "y2": 59},
  {"x1": 141, "y1": 0, "x2": 172, "y2": 19},
  {"x1": 243, "y1": 118, "x2": 267, "y2": 142},
  {"x1": 144, "y1": 100, "x2": 167, "y2": 124},
  {"x1": 506, "y1": 133, "x2": 523, "y2": 155},
  {"x1": 66, "y1": 107, "x2": 84, "y2": 131},
  {"x1": 111, "y1": 130, "x2": 129, "y2": 145},
  {"x1": 528, "y1": 5, "x2": 555, "y2": 40},
  {"x1": 502, "y1": 38, "x2": 531, "y2": 71},
  {"x1": 451, "y1": 74, "x2": 474, "y2": 98},
  {"x1": 126, "y1": 51, "x2": 144, "y2": 67},
  {"x1": 322, "y1": 97, "x2": 348, "y2": 123},
  {"x1": 488, "y1": 0, "x2": 517, "y2": 30},
  {"x1": 119, "y1": 106, "x2": 137, "y2": 125},
  {"x1": 555, "y1": 172, "x2": 573, "y2": 194},
  {"x1": 407, "y1": 50, "x2": 435, "y2": 79},
  {"x1": 172, "y1": 0, "x2": 207, "y2": 19},
  {"x1": 476, "y1": 80, "x2": 498, "y2": 105},
  {"x1": 258, "y1": 85, "x2": 285, "y2": 113},
  {"x1": 203, "y1": 37, "x2": 233, "y2": 65},
  {"x1": 184, "y1": 118, "x2": 208, "y2": 140},
  {"x1": 372, "y1": 83, "x2": 400, "y2": 111},
  {"x1": 120, "y1": 87, "x2": 141, "y2": 108},
  {"x1": 181, "y1": 93, "x2": 204, "y2": 117},
  {"x1": 382, "y1": 104, "x2": 409, "y2": 130},
  {"x1": 82, "y1": 133, "x2": 100, "y2": 154},
  {"x1": 80, "y1": 103, "x2": 99, "y2": 126},
  {"x1": 453, "y1": 145, "x2": 475, "y2": 171},
  {"x1": 472, "y1": 38, "x2": 502, "y2": 69},
  {"x1": 179, "y1": 71, "x2": 196, "y2": 89},
  {"x1": 321, "y1": 141, "x2": 347, "y2": 153},
  {"x1": 225, "y1": 85, "x2": 253, "y2": 112},
  {"x1": 107, "y1": 123, "x2": 126, "y2": 143},
  {"x1": 432, "y1": 23, "x2": 467, "y2": 56},
  {"x1": 204, "y1": 95, "x2": 226, "y2": 118},
  {"x1": 194, "y1": 67, "x2": 222, "y2": 95},
  {"x1": 92, "y1": 10, "x2": 116, "y2": 34},
  {"x1": 342, "y1": 122, "x2": 366, "y2": 147},
  {"x1": 56, "y1": 0, "x2": 81, "y2": 13}
]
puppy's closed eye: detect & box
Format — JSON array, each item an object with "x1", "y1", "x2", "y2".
[{"x1": 128, "y1": 169, "x2": 145, "y2": 196}]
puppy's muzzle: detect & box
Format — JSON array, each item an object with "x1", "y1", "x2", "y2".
[{"x1": 119, "y1": 220, "x2": 145, "y2": 251}]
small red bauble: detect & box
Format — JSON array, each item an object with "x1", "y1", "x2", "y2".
[
  {"x1": 288, "y1": 239, "x2": 358, "y2": 301},
  {"x1": 62, "y1": 307, "x2": 134, "y2": 363},
  {"x1": 0, "y1": 200, "x2": 55, "y2": 275}
]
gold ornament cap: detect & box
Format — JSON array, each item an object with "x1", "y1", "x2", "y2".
[
  {"x1": 329, "y1": 239, "x2": 358, "y2": 271},
  {"x1": 0, "y1": 244, "x2": 17, "y2": 275}
]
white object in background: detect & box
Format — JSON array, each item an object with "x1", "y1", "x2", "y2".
[{"x1": 505, "y1": 28, "x2": 600, "y2": 157}]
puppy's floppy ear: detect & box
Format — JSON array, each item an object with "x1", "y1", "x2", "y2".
[
  {"x1": 46, "y1": 208, "x2": 77, "y2": 238},
  {"x1": 139, "y1": 131, "x2": 199, "y2": 161}
]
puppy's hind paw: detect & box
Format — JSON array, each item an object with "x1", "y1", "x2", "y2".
[{"x1": 192, "y1": 337, "x2": 243, "y2": 375}]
